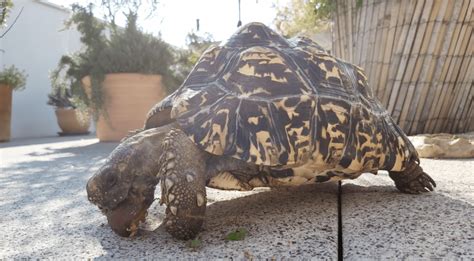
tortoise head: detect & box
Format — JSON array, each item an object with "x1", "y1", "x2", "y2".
[{"x1": 87, "y1": 127, "x2": 167, "y2": 237}]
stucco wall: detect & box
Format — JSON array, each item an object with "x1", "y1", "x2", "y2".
[{"x1": 0, "y1": 0, "x2": 82, "y2": 139}]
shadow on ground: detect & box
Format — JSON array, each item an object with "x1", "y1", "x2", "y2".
[
  {"x1": 84, "y1": 184, "x2": 473, "y2": 260},
  {"x1": 92, "y1": 184, "x2": 339, "y2": 259},
  {"x1": 1, "y1": 138, "x2": 472, "y2": 259}
]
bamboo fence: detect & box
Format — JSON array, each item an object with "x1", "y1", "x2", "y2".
[{"x1": 332, "y1": 0, "x2": 473, "y2": 135}]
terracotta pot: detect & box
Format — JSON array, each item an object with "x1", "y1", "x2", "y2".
[
  {"x1": 0, "y1": 84, "x2": 12, "y2": 142},
  {"x1": 82, "y1": 73, "x2": 166, "y2": 142},
  {"x1": 55, "y1": 108, "x2": 91, "y2": 135}
]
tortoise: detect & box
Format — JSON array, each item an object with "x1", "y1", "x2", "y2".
[{"x1": 86, "y1": 22, "x2": 436, "y2": 240}]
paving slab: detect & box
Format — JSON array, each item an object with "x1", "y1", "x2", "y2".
[
  {"x1": 342, "y1": 158, "x2": 474, "y2": 193},
  {"x1": 341, "y1": 158, "x2": 474, "y2": 259},
  {"x1": 0, "y1": 136, "x2": 338, "y2": 259},
  {"x1": 342, "y1": 192, "x2": 474, "y2": 259}
]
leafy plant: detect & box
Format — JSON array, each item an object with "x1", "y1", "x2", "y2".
[
  {"x1": 185, "y1": 32, "x2": 216, "y2": 65},
  {"x1": 54, "y1": 4, "x2": 177, "y2": 121},
  {"x1": 47, "y1": 88, "x2": 76, "y2": 109},
  {"x1": 52, "y1": 4, "x2": 106, "y2": 120},
  {"x1": 47, "y1": 72, "x2": 90, "y2": 125},
  {"x1": 0, "y1": 0, "x2": 13, "y2": 27},
  {"x1": 48, "y1": 69, "x2": 80, "y2": 109},
  {"x1": 0, "y1": 65, "x2": 27, "y2": 91},
  {"x1": 172, "y1": 32, "x2": 216, "y2": 85},
  {"x1": 98, "y1": 12, "x2": 176, "y2": 90},
  {"x1": 274, "y1": 0, "x2": 335, "y2": 37},
  {"x1": 226, "y1": 228, "x2": 247, "y2": 241}
]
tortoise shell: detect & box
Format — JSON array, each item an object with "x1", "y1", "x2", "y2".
[{"x1": 145, "y1": 22, "x2": 417, "y2": 173}]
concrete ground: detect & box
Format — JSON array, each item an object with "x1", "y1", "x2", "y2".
[{"x1": 0, "y1": 135, "x2": 473, "y2": 259}]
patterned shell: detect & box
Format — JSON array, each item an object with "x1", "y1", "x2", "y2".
[{"x1": 146, "y1": 22, "x2": 417, "y2": 172}]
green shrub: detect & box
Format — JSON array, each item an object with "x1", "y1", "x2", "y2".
[
  {"x1": 0, "y1": 65, "x2": 27, "y2": 91},
  {"x1": 172, "y1": 32, "x2": 216, "y2": 85},
  {"x1": 53, "y1": 4, "x2": 177, "y2": 121},
  {"x1": 47, "y1": 87, "x2": 76, "y2": 109}
]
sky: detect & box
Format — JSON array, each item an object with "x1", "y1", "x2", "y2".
[{"x1": 49, "y1": 0, "x2": 289, "y2": 47}]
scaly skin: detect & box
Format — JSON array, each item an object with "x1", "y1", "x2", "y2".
[
  {"x1": 87, "y1": 125, "x2": 172, "y2": 236},
  {"x1": 389, "y1": 160, "x2": 436, "y2": 194},
  {"x1": 158, "y1": 128, "x2": 208, "y2": 239},
  {"x1": 87, "y1": 123, "x2": 213, "y2": 239}
]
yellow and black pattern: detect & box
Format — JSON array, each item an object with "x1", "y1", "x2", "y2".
[
  {"x1": 145, "y1": 22, "x2": 417, "y2": 177},
  {"x1": 222, "y1": 22, "x2": 289, "y2": 48}
]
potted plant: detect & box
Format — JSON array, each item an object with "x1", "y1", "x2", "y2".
[
  {"x1": 53, "y1": 4, "x2": 179, "y2": 141},
  {"x1": 47, "y1": 75, "x2": 91, "y2": 135},
  {"x1": 0, "y1": 65, "x2": 27, "y2": 142}
]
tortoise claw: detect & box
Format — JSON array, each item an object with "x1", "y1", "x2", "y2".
[
  {"x1": 395, "y1": 172, "x2": 436, "y2": 194},
  {"x1": 389, "y1": 164, "x2": 436, "y2": 194}
]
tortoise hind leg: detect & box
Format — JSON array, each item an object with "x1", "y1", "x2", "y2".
[
  {"x1": 159, "y1": 128, "x2": 208, "y2": 240},
  {"x1": 389, "y1": 161, "x2": 436, "y2": 194}
]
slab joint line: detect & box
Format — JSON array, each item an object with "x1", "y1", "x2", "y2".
[{"x1": 338, "y1": 181, "x2": 343, "y2": 261}]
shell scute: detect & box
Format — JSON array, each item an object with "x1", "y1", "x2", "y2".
[{"x1": 220, "y1": 46, "x2": 309, "y2": 99}]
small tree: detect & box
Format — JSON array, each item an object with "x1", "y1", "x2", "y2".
[
  {"x1": 100, "y1": 0, "x2": 159, "y2": 27},
  {"x1": 172, "y1": 32, "x2": 216, "y2": 85},
  {"x1": 0, "y1": 0, "x2": 13, "y2": 27},
  {"x1": 53, "y1": 3, "x2": 176, "y2": 121},
  {"x1": 274, "y1": 0, "x2": 334, "y2": 37}
]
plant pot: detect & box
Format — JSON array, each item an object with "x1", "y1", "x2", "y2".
[
  {"x1": 55, "y1": 108, "x2": 91, "y2": 135},
  {"x1": 82, "y1": 73, "x2": 166, "y2": 142},
  {"x1": 0, "y1": 84, "x2": 12, "y2": 142}
]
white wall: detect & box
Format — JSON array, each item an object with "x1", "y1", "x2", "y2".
[{"x1": 0, "y1": 0, "x2": 83, "y2": 139}]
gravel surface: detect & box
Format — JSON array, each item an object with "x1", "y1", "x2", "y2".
[
  {"x1": 341, "y1": 159, "x2": 474, "y2": 259},
  {"x1": 0, "y1": 135, "x2": 472, "y2": 259},
  {"x1": 0, "y1": 136, "x2": 338, "y2": 259}
]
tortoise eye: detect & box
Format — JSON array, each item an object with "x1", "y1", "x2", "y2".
[
  {"x1": 106, "y1": 174, "x2": 117, "y2": 187},
  {"x1": 129, "y1": 186, "x2": 140, "y2": 197}
]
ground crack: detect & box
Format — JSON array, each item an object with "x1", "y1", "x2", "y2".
[{"x1": 338, "y1": 181, "x2": 343, "y2": 261}]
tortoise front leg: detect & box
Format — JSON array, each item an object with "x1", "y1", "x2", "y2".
[
  {"x1": 389, "y1": 160, "x2": 436, "y2": 194},
  {"x1": 159, "y1": 128, "x2": 208, "y2": 240}
]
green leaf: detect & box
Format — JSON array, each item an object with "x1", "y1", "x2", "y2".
[
  {"x1": 188, "y1": 238, "x2": 202, "y2": 249},
  {"x1": 226, "y1": 228, "x2": 247, "y2": 241}
]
